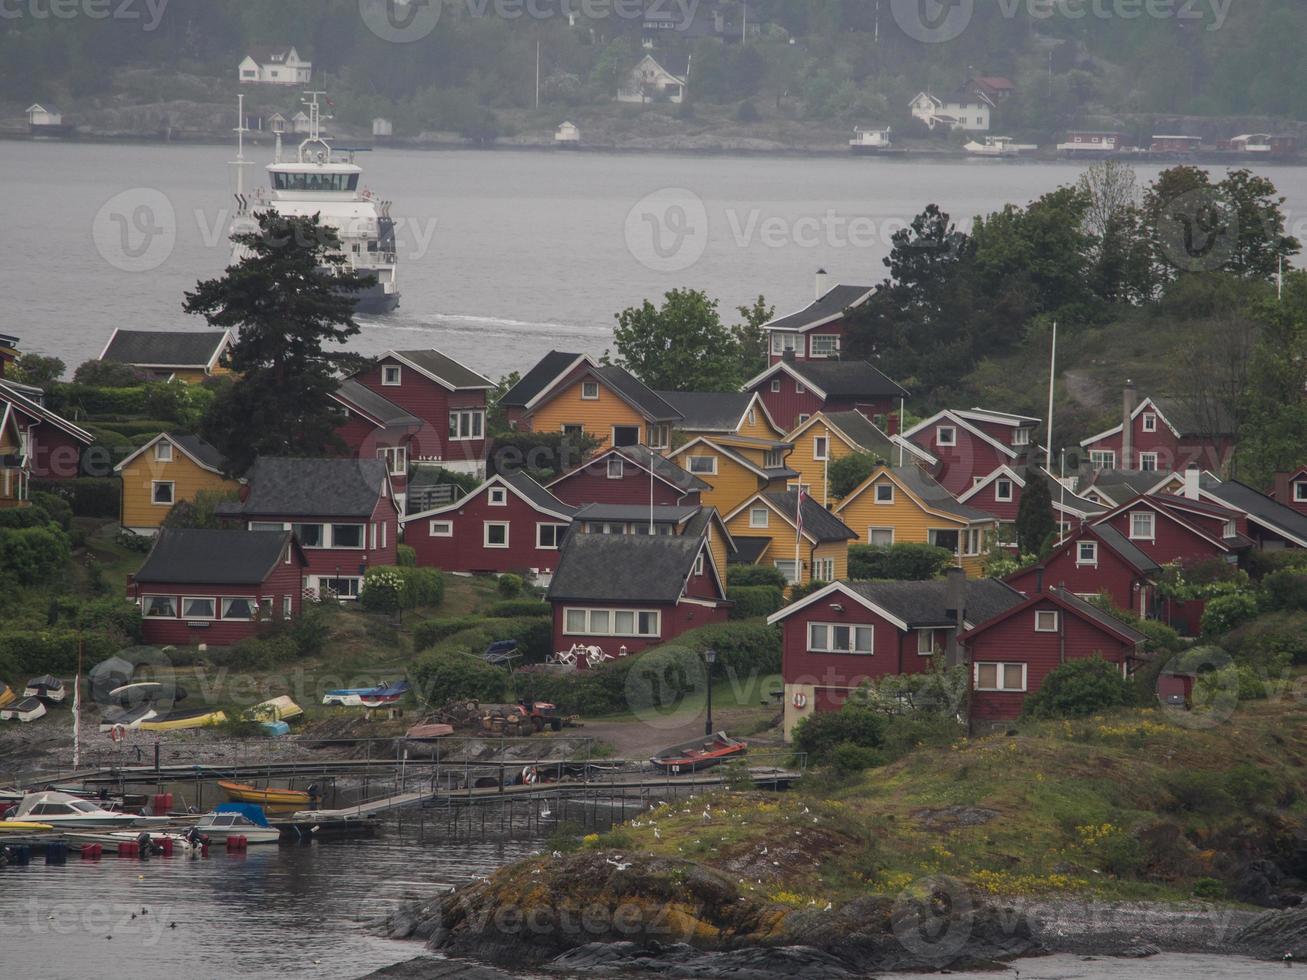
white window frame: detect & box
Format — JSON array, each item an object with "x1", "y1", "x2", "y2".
[
  {"x1": 151, "y1": 480, "x2": 175, "y2": 506},
  {"x1": 1295, "y1": 481, "x2": 1307, "y2": 503},
  {"x1": 647, "y1": 424, "x2": 670, "y2": 450},
  {"x1": 378, "y1": 445, "x2": 407, "y2": 477},
  {"x1": 181, "y1": 596, "x2": 216, "y2": 621},
  {"x1": 963, "y1": 527, "x2": 985, "y2": 557},
  {"x1": 809, "y1": 334, "x2": 840, "y2": 358},
  {"x1": 974, "y1": 662, "x2": 1028, "y2": 693},
  {"x1": 995, "y1": 479, "x2": 1014, "y2": 502},
  {"x1": 142, "y1": 595, "x2": 178, "y2": 619},
  {"x1": 807, "y1": 621, "x2": 874, "y2": 655},
  {"x1": 917, "y1": 628, "x2": 938, "y2": 657},
  {"x1": 1139, "y1": 452, "x2": 1159, "y2": 472},
  {"x1": 537, "y1": 523, "x2": 567, "y2": 550},
  {"x1": 868, "y1": 527, "x2": 894, "y2": 547},
  {"x1": 1090, "y1": 450, "x2": 1116, "y2": 470},
  {"x1": 1142, "y1": 413, "x2": 1157, "y2": 433},
  {"x1": 1012, "y1": 428, "x2": 1031, "y2": 447},
  {"x1": 1077, "y1": 541, "x2": 1098, "y2": 567},
  {"x1": 219, "y1": 596, "x2": 257, "y2": 621},
  {"x1": 797, "y1": 414, "x2": 810, "y2": 425},
  {"x1": 449, "y1": 409, "x2": 486, "y2": 442},
  {"x1": 282, "y1": 595, "x2": 293, "y2": 619},
  {"x1": 770, "y1": 333, "x2": 798, "y2": 356},
  {"x1": 607, "y1": 458, "x2": 624, "y2": 480},
  {"x1": 1035, "y1": 610, "x2": 1060, "y2": 633},
  {"x1": 429, "y1": 520, "x2": 453, "y2": 537},
  {"x1": 688, "y1": 455, "x2": 717, "y2": 476},
  {"x1": 874, "y1": 483, "x2": 895, "y2": 505},
  {"x1": 813, "y1": 436, "x2": 829, "y2": 462},
  {"x1": 814, "y1": 557, "x2": 835, "y2": 581},
  {"x1": 937, "y1": 426, "x2": 957, "y2": 447},
  {"x1": 488, "y1": 486, "x2": 508, "y2": 506},
  {"x1": 562, "y1": 607, "x2": 661, "y2": 638},
  {"x1": 154, "y1": 441, "x2": 173, "y2": 462},
  {"x1": 484, "y1": 522, "x2": 510, "y2": 549},
  {"x1": 770, "y1": 379, "x2": 781, "y2": 393},
  {"x1": 749, "y1": 507, "x2": 769, "y2": 528},
  {"x1": 694, "y1": 553, "x2": 705, "y2": 576},
  {"x1": 318, "y1": 576, "x2": 362, "y2": 599},
  {"x1": 612, "y1": 425, "x2": 641, "y2": 447},
  {"x1": 1130, "y1": 511, "x2": 1156, "y2": 541},
  {"x1": 774, "y1": 559, "x2": 800, "y2": 585},
  {"x1": 795, "y1": 381, "x2": 807, "y2": 395},
  {"x1": 1224, "y1": 519, "x2": 1236, "y2": 539},
  {"x1": 382, "y1": 364, "x2": 402, "y2": 387},
  {"x1": 581, "y1": 381, "x2": 600, "y2": 400}
]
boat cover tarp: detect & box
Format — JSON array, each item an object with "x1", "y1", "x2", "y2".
[{"x1": 213, "y1": 802, "x2": 270, "y2": 826}]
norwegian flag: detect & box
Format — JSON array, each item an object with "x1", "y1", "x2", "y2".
[{"x1": 795, "y1": 488, "x2": 807, "y2": 537}]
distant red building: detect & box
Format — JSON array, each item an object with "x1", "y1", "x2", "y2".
[
  {"x1": 903, "y1": 409, "x2": 1040, "y2": 496},
  {"x1": 762, "y1": 272, "x2": 876, "y2": 365},
  {"x1": 1079, "y1": 384, "x2": 1235, "y2": 475},
  {"x1": 958, "y1": 464, "x2": 1107, "y2": 544},
  {"x1": 743, "y1": 356, "x2": 909, "y2": 435},
  {"x1": 548, "y1": 445, "x2": 707, "y2": 509},
  {"x1": 1006, "y1": 524, "x2": 1160, "y2": 618}
]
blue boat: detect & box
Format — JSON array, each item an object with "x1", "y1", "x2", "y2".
[{"x1": 322, "y1": 679, "x2": 410, "y2": 707}]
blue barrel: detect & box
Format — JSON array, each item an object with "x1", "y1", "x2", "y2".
[
  {"x1": 45, "y1": 841, "x2": 67, "y2": 865},
  {"x1": 10, "y1": 844, "x2": 31, "y2": 866}
]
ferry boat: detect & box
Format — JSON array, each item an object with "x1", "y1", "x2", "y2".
[{"x1": 229, "y1": 93, "x2": 401, "y2": 315}]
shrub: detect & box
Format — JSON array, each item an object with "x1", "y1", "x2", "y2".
[
  {"x1": 0, "y1": 525, "x2": 71, "y2": 586},
  {"x1": 161, "y1": 489, "x2": 238, "y2": 530},
  {"x1": 1246, "y1": 549, "x2": 1307, "y2": 581},
  {"x1": 792, "y1": 705, "x2": 886, "y2": 764},
  {"x1": 396, "y1": 545, "x2": 417, "y2": 568},
  {"x1": 486, "y1": 599, "x2": 551, "y2": 618},
  {"x1": 115, "y1": 529, "x2": 153, "y2": 553},
  {"x1": 668, "y1": 621, "x2": 782, "y2": 676},
  {"x1": 1162, "y1": 770, "x2": 1232, "y2": 814},
  {"x1": 849, "y1": 543, "x2": 953, "y2": 581},
  {"x1": 1225, "y1": 762, "x2": 1277, "y2": 806},
  {"x1": 830, "y1": 742, "x2": 885, "y2": 774},
  {"x1": 789, "y1": 579, "x2": 830, "y2": 601},
  {"x1": 361, "y1": 568, "x2": 406, "y2": 613},
  {"x1": 76, "y1": 597, "x2": 143, "y2": 644},
  {"x1": 414, "y1": 616, "x2": 485, "y2": 649},
  {"x1": 1260, "y1": 569, "x2": 1307, "y2": 613},
  {"x1": 291, "y1": 603, "x2": 332, "y2": 657},
  {"x1": 226, "y1": 633, "x2": 299, "y2": 669},
  {"x1": 1193, "y1": 878, "x2": 1225, "y2": 899},
  {"x1": 728, "y1": 565, "x2": 787, "y2": 589},
  {"x1": 0, "y1": 508, "x2": 54, "y2": 531},
  {"x1": 0, "y1": 629, "x2": 122, "y2": 680},
  {"x1": 29, "y1": 491, "x2": 73, "y2": 531},
  {"x1": 1224, "y1": 611, "x2": 1307, "y2": 667},
  {"x1": 31, "y1": 478, "x2": 120, "y2": 518},
  {"x1": 410, "y1": 650, "x2": 510, "y2": 703},
  {"x1": 828, "y1": 452, "x2": 878, "y2": 499},
  {"x1": 1022, "y1": 658, "x2": 1135, "y2": 720},
  {"x1": 1200, "y1": 592, "x2": 1259, "y2": 638},
  {"x1": 878, "y1": 713, "x2": 965, "y2": 761},
  {"x1": 399, "y1": 566, "x2": 444, "y2": 608},
  {"x1": 727, "y1": 585, "x2": 784, "y2": 620},
  {"x1": 497, "y1": 573, "x2": 524, "y2": 598}
]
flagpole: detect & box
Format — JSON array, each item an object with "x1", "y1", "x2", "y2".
[
  {"x1": 794, "y1": 491, "x2": 803, "y2": 587},
  {"x1": 649, "y1": 448, "x2": 655, "y2": 535},
  {"x1": 73, "y1": 634, "x2": 82, "y2": 771},
  {"x1": 1046, "y1": 321, "x2": 1057, "y2": 475}
]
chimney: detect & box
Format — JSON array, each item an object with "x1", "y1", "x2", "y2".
[
  {"x1": 944, "y1": 566, "x2": 966, "y2": 667},
  {"x1": 238, "y1": 480, "x2": 251, "y2": 503},
  {"x1": 1183, "y1": 465, "x2": 1201, "y2": 501},
  {"x1": 815, "y1": 268, "x2": 830, "y2": 301},
  {"x1": 1122, "y1": 380, "x2": 1137, "y2": 471},
  {"x1": 1034, "y1": 565, "x2": 1045, "y2": 594},
  {"x1": 1274, "y1": 472, "x2": 1293, "y2": 504}
]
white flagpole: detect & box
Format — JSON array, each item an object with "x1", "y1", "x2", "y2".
[
  {"x1": 1046, "y1": 321, "x2": 1057, "y2": 474},
  {"x1": 649, "y1": 449, "x2": 655, "y2": 535},
  {"x1": 72, "y1": 635, "x2": 82, "y2": 770},
  {"x1": 794, "y1": 492, "x2": 803, "y2": 586}
]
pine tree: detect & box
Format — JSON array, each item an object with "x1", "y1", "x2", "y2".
[{"x1": 1016, "y1": 468, "x2": 1056, "y2": 557}]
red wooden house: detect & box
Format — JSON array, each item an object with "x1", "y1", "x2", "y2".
[
  {"x1": 403, "y1": 469, "x2": 576, "y2": 580},
  {"x1": 961, "y1": 585, "x2": 1147, "y2": 723},
  {"x1": 1201, "y1": 475, "x2": 1307, "y2": 551},
  {"x1": 958, "y1": 465, "x2": 1106, "y2": 545},
  {"x1": 1079, "y1": 383, "x2": 1236, "y2": 475},
  {"x1": 743, "y1": 355, "x2": 909, "y2": 435},
  {"x1": 1269, "y1": 468, "x2": 1307, "y2": 520},
  {"x1": 902, "y1": 409, "x2": 1040, "y2": 496},
  {"x1": 332, "y1": 378, "x2": 422, "y2": 510},
  {"x1": 548, "y1": 445, "x2": 708, "y2": 509},
  {"x1": 763, "y1": 272, "x2": 876, "y2": 365},
  {"x1": 217, "y1": 457, "x2": 399, "y2": 600},
  {"x1": 769, "y1": 572, "x2": 1025, "y2": 739},
  {"x1": 1005, "y1": 524, "x2": 1161, "y2": 618},
  {"x1": 129, "y1": 529, "x2": 308, "y2": 646},
  {"x1": 0, "y1": 377, "x2": 94, "y2": 480},
  {"x1": 546, "y1": 531, "x2": 730, "y2": 660}
]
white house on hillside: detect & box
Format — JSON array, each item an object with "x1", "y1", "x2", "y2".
[
  {"x1": 617, "y1": 55, "x2": 689, "y2": 104},
  {"x1": 26, "y1": 104, "x2": 62, "y2": 128},
  {"x1": 238, "y1": 46, "x2": 312, "y2": 86},
  {"x1": 372, "y1": 117, "x2": 394, "y2": 138},
  {"x1": 555, "y1": 121, "x2": 580, "y2": 145},
  {"x1": 909, "y1": 90, "x2": 992, "y2": 132}
]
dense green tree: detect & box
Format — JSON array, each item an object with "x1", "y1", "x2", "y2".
[
  {"x1": 828, "y1": 452, "x2": 879, "y2": 500},
  {"x1": 9, "y1": 354, "x2": 66, "y2": 389},
  {"x1": 1239, "y1": 272, "x2": 1307, "y2": 486},
  {"x1": 1022, "y1": 658, "x2": 1136, "y2": 720},
  {"x1": 487, "y1": 371, "x2": 522, "y2": 435},
  {"x1": 183, "y1": 212, "x2": 372, "y2": 476},
  {"x1": 1015, "y1": 469, "x2": 1056, "y2": 557},
  {"x1": 734, "y1": 296, "x2": 774, "y2": 381},
  {"x1": 611, "y1": 289, "x2": 746, "y2": 392}
]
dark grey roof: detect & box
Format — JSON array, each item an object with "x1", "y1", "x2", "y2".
[
  {"x1": 335, "y1": 379, "x2": 421, "y2": 428},
  {"x1": 222, "y1": 457, "x2": 390, "y2": 518},
  {"x1": 614, "y1": 445, "x2": 711, "y2": 493},
  {"x1": 788, "y1": 360, "x2": 909, "y2": 400},
  {"x1": 134, "y1": 529, "x2": 294, "y2": 586},
  {"x1": 729, "y1": 537, "x2": 772, "y2": 564},
  {"x1": 682, "y1": 507, "x2": 730, "y2": 551},
  {"x1": 767, "y1": 285, "x2": 874, "y2": 333},
  {"x1": 500, "y1": 351, "x2": 585, "y2": 408},
  {"x1": 825, "y1": 411, "x2": 898, "y2": 457},
  {"x1": 1053, "y1": 588, "x2": 1147, "y2": 644},
  {"x1": 762, "y1": 467, "x2": 802, "y2": 481},
  {"x1": 1092, "y1": 524, "x2": 1160, "y2": 575},
  {"x1": 169, "y1": 433, "x2": 226, "y2": 473},
  {"x1": 575, "y1": 504, "x2": 700, "y2": 525},
  {"x1": 101, "y1": 330, "x2": 227, "y2": 368},
  {"x1": 393, "y1": 350, "x2": 493, "y2": 390},
  {"x1": 893, "y1": 467, "x2": 994, "y2": 522},
  {"x1": 0, "y1": 380, "x2": 93, "y2": 443},
  {"x1": 499, "y1": 469, "x2": 576, "y2": 516},
  {"x1": 763, "y1": 491, "x2": 857, "y2": 542},
  {"x1": 655, "y1": 391, "x2": 753, "y2": 432},
  {"x1": 547, "y1": 533, "x2": 705, "y2": 604},
  {"x1": 1086, "y1": 469, "x2": 1168, "y2": 504},
  {"x1": 1151, "y1": 396, "x2": 1237, "y2": 437},
  {"x1": 844, "y1": 579, "x2": 1025, "y2": 628},
  {"x1": 593, "y1": 365, "x2": 682, "y2": 421},
  {"x1": 1202, "y1": 477, "x2": 1307, "y2": 546}
]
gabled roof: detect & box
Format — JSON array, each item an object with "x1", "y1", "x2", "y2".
[
  {"x1": 767, "y1": 578, "x2": 1025, "y2": 631},
  {"x1": 1080, "y1": 396, "x2": 1236, "y2": 447},
  {"x1": 383, "y1": 350, "x2": 493, "y2": 391},
  {"x1": 244, "y1": 45, "x2": 301, "y2": 65},
  {"x1": 100, "y1": 329, "x2": 231, "y2": 371},
  {"x1": 656, "y1": 390, "x2": 776, "y2": 434},
  {"x1": 683, "y1": 506, "x2": 736, "y2": 556},
  {"x1": 839, "y1": 466, "x2": 994, "y2": 525},
  {"x1": 727, "y1": 491, "x2": 856, "y2": 544},
  {"x1": 220, "y1": 458, "x2": 392, "y2": 519},
  {"x1": 551, "y1": 445, "x2": 709, "y2": 496},
  {"x1": 1091, "y1": 494, "x2": 1245, "y2": 553},
  {"x1": 1081, "y1": 469, "x2": 1180, "y2": 507},
  {"x1": 575, "y1": 503, "x2": 700, "y2": 526},
  {"x1": 955, "y1": 408, "x2": 1040, "y2": 428},
  {"x1": 500, "y1": 351, "x2": 586, "y2": 408},
  {"x1": 730, "y1": 537, "x2": 772, "y2": 565},
  {"x1": 0, "y1": 380, "x2": 93, "y2": 445},
  {"x1": 1087, "y1": 524, "x2": 1161, "y2": 575},
  {"x1": 592, "y1": 365, "x2": 682, "y2": 422},
  {"x1": 958, "y1": 465, "x2": 1106, "y2": 518},
  {"x1": 903, "y1": 409, "x2": 1019, "y2": 460},
  {"x1": 669, "y1": 437, "x2": 798, "y2": 483},
  {"x1": 517, "y1": 355, "x2": 681, "y2": 423},
  {"x1": 405, "y1": 469, "x2": 575, "y2": 523},
  {"x1": 134, "y1": 529, "x2": 302, "y2": 586},
  {"x1": 332, "y1": 379, "x2": 421, "y2": 429},
  {"x1": 960, "y1": 587, "x2": 1147, "y2": 648},
  {"x1": 547, "y1": 533, "x2": 711, "y2": 604},
  {"x1": 114, "y1": 432, "x2": 227, "y2": 476},
  {"x1": 764, "y1": 284, "x2": 876, "y2": 334},
  {"x1": 1201, "y1": 476, "x2": 1307, "y2": 549},
  {"x1": 792, "y1": 411, "x2": 936, "y2": 466},
  {"x1": 750, "y1": 359, "x2": 910, "y2": 402}
]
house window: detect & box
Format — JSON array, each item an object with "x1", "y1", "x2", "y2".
[
  {"x1": 429, "y1": 520, "x2": 453, "y2": 537},
  {"x1": 764, "y1": 450, "x2": 784, "y2": 469},
  {"x1": 1077, "y1": 541, "x2": 1098, "y2": 566},
  {"x1": 1295, "y1": 481, "x2": 1307, "y2": 503},
  {"x1": 1224, "y1": 520, "x2": 1237, "y2": 538},
  {"x1": 484, "y1": 522, "x2": 510, "y2": 548},
  {"x1": 1130, "y1": 511, "x2": 1155, "y2": 541},
  {"x1": 995, "y1": 479, "x2": 1014, "y2": 502},
  {"x1": 974, "y1": 662, "x2": 1027, "y2": 692},
  {"x1": 814, "y1": 557, "x2": 835, "y2": 581},
  {"x1": 331, "y1": 524, "x2": 364, "y2": 549},
  {"x1": 607, "y1": 458, "x2": 624, "y2": 480},
  {"x1": 612, "y1": 426, "x2": 641, "y2": 448},
  {"x1": 252, "y1": 521, "x2": 287, "y2": 533},
  {"x1": 647, "y1": 424, "x2": 670, "y2": 449},
  {"x1": 928, "y1": 528, "x2": 960, "y2": 555},
  {"x1": 917, "y1": 629, "x2": 940, "y2": 656},
  {"x1": 449, "y1": 410, "x2": 485, "y2": 441},
  {"x1": 1012, "y1": 428, "x2": 1031, "y2": 447},
  {"x1": 868, "y1": 527, "x2": 894, "y2": 547},
  {"x1": 220, "y1": 597, "x2": 256, "y2": 621},
  {"x1": 489, "y1": 487, "x2": 508, "y2": 506},
  {"x1": 770, "y1": 333, "x2": 798, "y2": 355},
  {"x1": 937, "y1": 426, "x2": 957, "y2": 447},
  {"x1": 774, "y1": 560, "x2": 800, "y2": 585},
  {"x1": 142, "y1": 596, "x2": 177, "y2": 618},
  {"x1": 1139, "y1": 453, "x2": 1159, "y2": 472},
  {"x1": 382, "y1": 365, "x2": 402, "y2": 386},
  {"x1": 813, "y1": 436, "x2": 829, "y2": 461},
  {"x1": 154, "y1": 441, "x2": 173, "y2": 462},
  {"x1": 538, "y1": 523, "x2": 566, "y2": 549},
  {"x1": 749, "y1": 507, "x2": 769, "y2": 528},
  {"x1": 688, "y1": 456, "x2": 717, "y2": 475},
  {"x1": 320, "y1": 577, "x2": 362, "y2": 599},
  {"x1": 378, "y1": 446, "x2": 407, "y2": 476},
  {"x1": 788, "y1": 483, "x2": 812, "y2": 495},
  {"x1": 581, "y1": 381, "x2": 601, "y2": 401},
  {"x1": 282, "y1": 595, "x2": 293, "y2": 619},
  {"x1": 795, "y1": 381, "x2": 806, "y2": 395},
  {"x1": 797, "y1": 414, "x2": 810, "y2": 425},
  {"x1": 770, "y1": 380, "x2": 781, "y2": 393},
  {"x1": 1035, "y1": 610, "x2": 1059, "y2": 632},
  {"x1": 748, "y1": 409, "x2": 757, "y2": 426},
  {"x1": 291, "y1": 523, "x2": 324, "y2": 548},
  {"x1": 1090, "y1": 450, "x2": 1116, "y2": 470},
  {"x1": 808, "y1": 622, "x2": 873, "y2": 655},
  {"x1": 810, "y1": 335, "x2": 840, "y2": 358},
  {"x1": 963, "y1": 528, "x2": 985, "y2": 556},
  {"x1": 562, "y1": 424, "x2": 584, "y2": 438},
  {"x1": 1142, "y1": 413, "x2": 1157, "y2": 433},
  {"x1": 875, "y1": 483, "x2": 894, "y2": 505},
  {"x1": 182, "y1": 597, "x2": 216, "y2": 620},
  {"x1": 151, "y1": 481, "x2": 175, "y2": 505},
  {"x1": 564, "y1": 608, "x2": 660, "y2": 637},
  {"x1": 694, "y1": 553, "x2": 705, "y2": 576}
]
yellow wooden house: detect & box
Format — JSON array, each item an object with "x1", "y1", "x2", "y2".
[
  {"x1": 724, "y1": 490, "x2": 856, "y2": 588},
  {"x1": 834, "y1": 465, "x2": 998, "y2": 577},
  {"x1": 669, "y1": 435, "x2": 798, "y2": 517},
  {"x1": 786, "y1": 410, "x2": 936, "y2": 507},
  {"x1": 658, "y1": 390, "x2": 785, "y2": 443},
  {"x1": 0, "y1": 404, "x2": 30, "y2": 509},
  {"x1": 115, "y1": 432, "x2": 237, "y2": 534},
  {"x1": 99, "y1": 329, "x2": 233, "y2": 384}
]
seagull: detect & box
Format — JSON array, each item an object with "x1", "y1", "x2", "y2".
[
  {"x1": 824, "y1": 902, "x2": 833, "y2": 912},
  {"x1": 607, "y1": 858, "x2": 632, "y2": 871},
  {"x1": 760, "y1": 846, "x2": 768, "y2": 855},
  {"x1": 552, "y1": 851, "x2": 563, "y2": 859}
]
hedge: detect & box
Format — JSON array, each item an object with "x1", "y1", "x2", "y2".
[
  {"x1": 360, "y1": 566, "x2": 444, "y2": 611},
  {"x1": 486, "y1": 600, "x2": 552, "y2": 619},
  {"x1": 728, "y1": 565, "x2": 788, "y2": 589},
  {"x1": 410, "y1": 650, "x2": 510, "y2": 704},
  {"x1": 727, "y1": 585, "x2": 784, "y2": 620},
  {"x1": 849, "y1": 543, "x2": 953, "y2": 581},
  {"x1": 0, "y1": 630, "x2": 123, "y2": 680},
  {"x1": 31, "y1": 478, "x2": 120, "y2": 518},
  {"x1": 413, "y1": 616, "x2": 486, "y2": 649},
  {"x1": 396, "y1": 545, "x2": 417, "y2": 568},
  {"x1": 415, "y1": 615, "x2": 552, "y2": 661}
]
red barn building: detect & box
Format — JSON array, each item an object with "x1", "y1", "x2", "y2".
[
  {"x1": 548, "y1": 445, "x2": 707, "y2": 509},
  {"x1": 903, "y1": 409, "x2": 1040, "y2": 496},
  {"x1": 763, "y1": 272, "x2": 876, "y2": 365},
  {"x1": 218, "y1": 457, "x2": 399, "y2": 600},
  {"x1": 129, "y1": 529, "x2": 307, "y2": 646},
  {"x1": 744, "y1": 356, "x2": 909, "y2": 435},
  {"x1": 1080, "y1": 384, "x2": 1236, "y2": 475},
  {"x1": 1005, "y1": 524, "x2": 1160, "y2": 618},
  {"x1": 961, "y1": 586, "x2": 1146, "y2": 723},
  {"x1": 403, "y1": 469, "x2": 575, "y2": 579},
  {"x1": 546, "y1": 531, "x2": 730, "y2": 660}
]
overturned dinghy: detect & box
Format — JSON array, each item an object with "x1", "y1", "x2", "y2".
[{"x1": 0, "y1": 698, "x2": 47, "y2": 723}]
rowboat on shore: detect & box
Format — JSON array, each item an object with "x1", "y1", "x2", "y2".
[
  {"x1": 98, "y1": 704, "x2": 158, "y2": 732},
  {"x1": 218, "y1": 781, "x2": 311, "y2": 814},
  {"x1": 0, "y1": 697, "x2": 47, "y2": 723},
  {"x1": 0, "y1": 683, "x2": 15, "y2": 708},
  {"x1": 24, "y1": 675, "x2": 66, "y2": 703},
  {"x1": 650, "y1": 732, "x2": 748, "y2": 773},
  {"x1": 245, "y1": 695, "x2": 303, "y2": 723},
  {"x1": 136, "y1": 708, "x2": 227, "y2": 732},
  {"x1": 323, "y1": 680, "x2": 410, "y2": 707},
  {"x1": 405, "y1": 722, "x2": 455, "y2": 741}
]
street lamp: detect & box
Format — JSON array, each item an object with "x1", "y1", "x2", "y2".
[{"x1": 703, "y1": 648, "x2": 717, "y2": 736}]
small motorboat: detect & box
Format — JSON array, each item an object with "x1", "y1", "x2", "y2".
[
  {"x1": 405, "y1": 721, "x2": 455, "y2": 741},
  {"x1": 0, "y1": 697, "x2": 47, "y2": 723},
  {"x1": 5, "y1": 792, "x2": 147, "y2": 829},
  {"x1": 98, "y1": 704, "x2": 158, "y2": 732},
  {"x1": 66, "y1": 829, "x2": 205, "y2": 855},
  {"x1": 218, "y1": 781, "x2": 311, "y2": 815},
  {"x1": 193, "y1": 805, "x2": 282, "y2": 845},
  {"x1": 24, "y1": 676, "x2": 65, "y2": 703},
  {"x1": 323, "y1": 680, "x2": 409, "y2": 707},
  {"x1": 245, "y1": 696, "x2": 303, "y2": 723},
  {"x1": 137, "y1": 708, "x2": 227, "y2": 732},
  {"x1": 109, "y1": 681, "x2": 187, "y2": 707},
  {"x1": 650, "y1": 732, "x2": 748, "y2": 774},
  {"x1": 0, "y1": 682, "x2": 15, "y2": 708}
]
